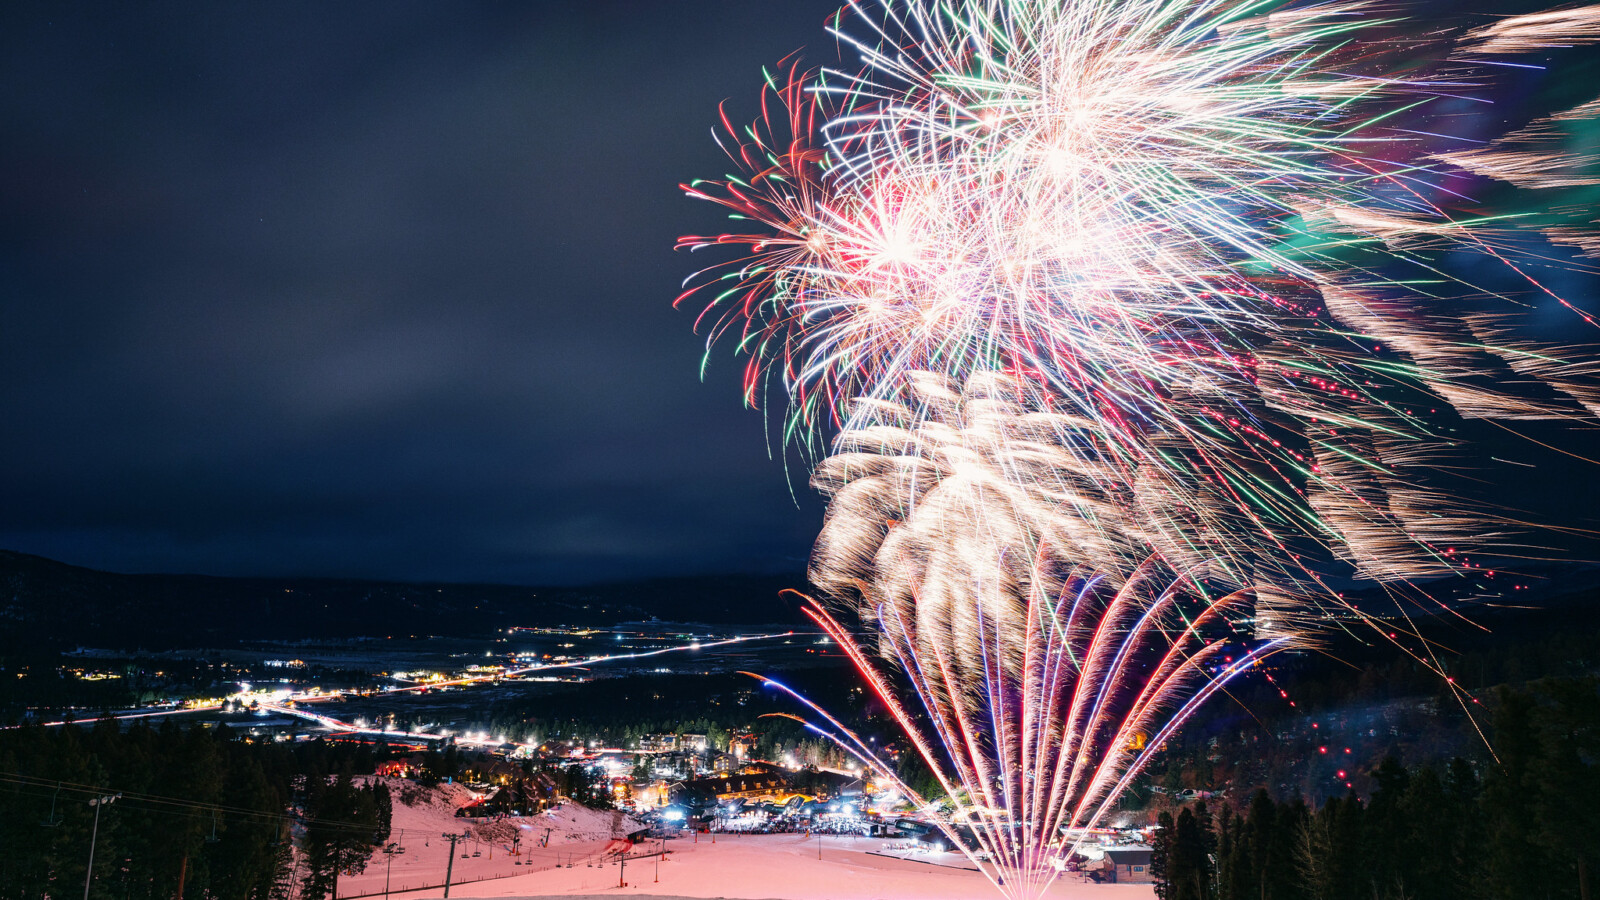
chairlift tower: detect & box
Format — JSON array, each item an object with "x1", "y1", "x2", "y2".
[
  {"x1": 440, "y1": 833, "x2": 465, "y2": 898},
  {"x1": 84, "y1": 793, "x2": 122, "y2": 900}
]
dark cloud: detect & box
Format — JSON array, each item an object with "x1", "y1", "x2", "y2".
[{"x1": 0, "y1": 1, "x2": 840, "y2": 583}]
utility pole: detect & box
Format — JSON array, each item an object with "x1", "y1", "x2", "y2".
[
  {"x1": 441, "y1": 833, "x2": 464, "y2": 898},
  {"x1": 83, "y1": 793, "x2": 121, "y2": 900},
  {"x1": 618, "y1": 847, "x2": 626, "y2": 888}
]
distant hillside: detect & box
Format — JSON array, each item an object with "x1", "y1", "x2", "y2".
[{"x1": 0, "y1": 550, "x2": 811, "y2": 651}]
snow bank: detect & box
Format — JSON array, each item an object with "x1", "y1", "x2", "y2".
[
  {"x1": 335, "y1": 782, "x2": 624, "y2": 898},
  {"x1": 523, "y1": 802, "x2": 645, "y2": 843},
  {"x1": 391, "y1": 779, "x2": 481, "y2": 818}
]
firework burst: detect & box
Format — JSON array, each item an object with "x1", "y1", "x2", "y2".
[
  {"x1": 683, "y1": 0, "x2": 1600, "y2": 594},
  {"x1": 680, "y1": 0, "x2": 1599, "y2": 895}
]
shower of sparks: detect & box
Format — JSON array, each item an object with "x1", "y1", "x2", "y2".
[
  {"x1": 807, "y1": 572, "x2": 1291, "y2": 899},
  {"x1": 679, "y1": 0, "x2": 1600, "y2": 896}
]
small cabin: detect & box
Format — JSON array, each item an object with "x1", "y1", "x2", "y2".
[{"x1": 1103, "y1": 848, "x2": 1154, "y2": 883}]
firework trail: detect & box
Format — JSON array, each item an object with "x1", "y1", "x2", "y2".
[
  {"x1": 803, "y1": 567, "x2": 1291, "y2": 899},
  {"x1": 679, "y1": 0, "x2": 1600, "y2": 895}
]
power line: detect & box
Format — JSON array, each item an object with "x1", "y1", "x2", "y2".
[{"x1": 0, "y1": 771, "x2": 387, "y2": 834}]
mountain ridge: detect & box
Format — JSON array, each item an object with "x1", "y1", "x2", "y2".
[{"x1": 0, "y1": 549, "x2": 812, "y2": 651}]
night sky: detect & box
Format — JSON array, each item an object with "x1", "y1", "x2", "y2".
[
  {"x1": 1, "y1": 1, "x2": 846, "y2": 584},
  {"x1": 3, "y1": 2, "x2": 1599, "y2": 586}
]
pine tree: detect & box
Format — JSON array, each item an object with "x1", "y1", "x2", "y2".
[
  {"x1": 370, "y1": 781, "x2": 393, "y2": 844},
  {"x1": 301, "y1": 772, "x2": 379, "y2": 900},
  {"x1": 1222, "y1": 811, "x2": 1252, "y2": 900},
  {"x1": 1216, "y1": 809, "x2": 1236, "y2": 900},
  {"x1": 1296, "y1": 798, "x2": 1333, "y2": 900},
  {"x1": 1246, "y1": 789, "x2": 1277, "y2": 900},
  {"x1": 1401, "y1": 765, "x2": 1460, "y2": 900},
  {"x1": 1195, "y1": 799, "x2": 1218, "y2": 897},
  {"x1": 1173, "y1": 806, "x2": 1214, "y2": 900},
  {"x1": 1268, "y1": 797, "x2": 1308, "y2": 900},
  {"x1": 1365, "y1": 756, "x2": 1411, "y2": 899},
  {"x1": 1153, "y1": 811, "x2": 1177, "y2": 900},
  {"x1": 1533, "y1": 679, "x2": 1600, "y2": 900},
  {"x1": 1326, "y1": 793, "x2": 1365, "y2": 900}
]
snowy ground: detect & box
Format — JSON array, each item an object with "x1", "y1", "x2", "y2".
[
  {"x1": 436, "y1": 832, "x2": 1152, "y2": 899},
  {"x1": 335, "y1": 780, "x2": 644, "y2": 898},
  {"x1": 331, "y1": 780, "x2": 1152, "y2": 900}
]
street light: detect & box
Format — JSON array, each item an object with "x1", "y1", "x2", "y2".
[{"x1": 84, "y1": 793, "x2": 122, "y2": 900}]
